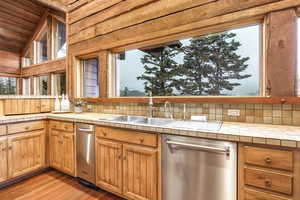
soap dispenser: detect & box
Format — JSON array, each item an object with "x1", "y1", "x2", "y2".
[
  {"x1": 54, "y1": 96, "x2": 60, "y2": 111},
  {"x1": 65, "y1": 94, "x2": 70, "y2": 112}
]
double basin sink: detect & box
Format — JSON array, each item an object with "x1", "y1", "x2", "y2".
[{"x1": 99, "y1": 115, "x2": 222, "y2": 132}]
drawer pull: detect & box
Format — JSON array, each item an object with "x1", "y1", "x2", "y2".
[
  {"x1": 264, "y1": 156, "x2": 272, "y2": 164},
  {"x1": 102, "y1": 132, "x2": 107, "y2": 136},
  {"x1": 25, "y1": 127, "x2": 29, "y2": 130},
  {"x1": 264, "y1": 179, "x2": 272, "y2": 187},
  {"x1": 140, "y1": 138, "x2": 144, "y2": 143}
]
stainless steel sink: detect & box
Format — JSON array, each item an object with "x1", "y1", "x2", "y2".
[
  {"x1": 98, "y1": 115, "x2": 222, "y2": 131},
  {"x1": 99, "y1": 115, "x2": 174, "y2": 126}
]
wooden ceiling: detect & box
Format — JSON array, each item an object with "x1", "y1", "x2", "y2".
[{"x1": 0, "y1": 0, "x2": 66, "y2": 54}]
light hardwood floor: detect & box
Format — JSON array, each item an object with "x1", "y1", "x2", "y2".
[{"x1": 0, "y1": 170, "x2": 124, "y2": 200}]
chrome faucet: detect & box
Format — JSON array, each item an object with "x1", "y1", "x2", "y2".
[
  {"x1": 164, "y1": 101, "x2": 173, "y2": 119},
  {"x1": 148, "y1": 91, "x2": 154, "y2": 118}
]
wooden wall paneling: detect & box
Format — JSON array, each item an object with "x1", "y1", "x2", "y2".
[
  {"x1": 0, "y1": 50, "x2": 20, "y2": 74},
  {"x1": 99, "y1": 51, "x2": 108, "y2": 98},
  {"x1": 266, "y1": 8, "x2": 298, "y2": 97},
  {"x1": 67, "y1": 0, "x2": 90, "y2": 12},
  {"x1": 68, "y1": 0, "x2": 123, "y2": 24},
  {"x1": 69, "y1": 0, "x2": 300, "y2": 56},
  {"x1": 22, "y1": 58, "x2": 66, "y2": 77},
  {"x1": 68, "y1": 0, "x2": 275, "y2": 45},
  {"x1": 68, "y1": 0, "x2": 214, "y2": 40}
]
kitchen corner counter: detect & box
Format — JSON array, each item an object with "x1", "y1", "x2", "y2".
[{"x1": 2, "y1": 113, "x2": 300, "y2": 148}]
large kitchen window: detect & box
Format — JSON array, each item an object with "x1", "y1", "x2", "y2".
[
  {"x1": 55, "y1": 21, "x2": 66, "y2": 58},
  {"x1": 52, "y1": 72, "x2": 66, "y2": 96},
  {"x1": 36, "y1": 29, "x2": 48, "y2": 64},
  {"x1": 0, "y1": 77, "x2": 17, "y2": 95},
  {"x1": 110, "y1": 24, "x2": 262, "y2": 97},
  {"x1": 82, "y1": 58, "x2": 99, "y2": 98}
]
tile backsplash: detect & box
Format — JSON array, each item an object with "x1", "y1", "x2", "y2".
[{"x1": 86, "y1": 102, "x2": 300, "y2": 126}]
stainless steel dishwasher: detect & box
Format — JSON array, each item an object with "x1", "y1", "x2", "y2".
[
  {"x1": 162, "y1": 134, "x2": 237, "y2": 200},
  {"x1": 76, "y1": 123, "x2": 95, "y2": 185}
]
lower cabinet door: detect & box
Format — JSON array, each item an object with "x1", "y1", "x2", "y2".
[
  {"x1": 0, "y1": 137, "x2": 7, "y2": 182},
  {"x1": 123, "y1": 144, "x2": 157, "y2": 200},
  {"x1": 7, "y1": 131, "x2": 45, "y2": 178},
  {"x1": 62, "y1": 133, "x2": 75, "y2": 176},
  {"x1": 50, "y1": 130, "x2": 63, "y2": 170},
  {"x1": 95, "y1": 138, "x2": 123, "y2": 194}
]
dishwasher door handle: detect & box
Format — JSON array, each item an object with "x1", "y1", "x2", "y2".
[
  {"x1": 166, "y1": 140, "x2": 230, "y2": 155},
  {"x1": 78, "y1": 128, "x2": 94, "y2": 132}
]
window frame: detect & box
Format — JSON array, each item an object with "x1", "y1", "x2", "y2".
[
  {"x1": 51, "y1": 71, "x2": 66, "y2": 96},
  {"x1": 52, "y1": 17, "x2": 67, "y2": 59},
  {"x1": 108, "y1": 22, "x2": 264, "y2": 98},
  {"x1": 74, "y1": 52, "x2": 107, "y2": 99},
  {"x1": 34, "y1": 21, "x2": 49, "y2": 65},
  {"x1": 35, "y1": 74, "x2": 50, "y2": 96}
]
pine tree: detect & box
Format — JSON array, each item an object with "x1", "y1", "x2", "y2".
[
  {"x1": 177, "y1": 32, "x2": 251, "y2": 95},
  {"x1": 137, "y1": 47, "x2": 180, "y2": 96}
]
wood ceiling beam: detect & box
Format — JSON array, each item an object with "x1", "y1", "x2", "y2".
[
  {"x1": 0, "y1": 28, "x2": 29, "y2": 43},
  {"x1": 0, "y1": 9, "x2": 37, "y2": 30},
  {"x1": 6, "y1": 0, "x2": 46, "y2": 17},
  {"x1": 34, "y1": 0, "x2": 67, "y2": 12},
  {"x1": 0, "y1": 21, "x2": 32, "y2": 36},
  {"x1": 0, "y1": 1, "x2": 41, "y2": 21}
]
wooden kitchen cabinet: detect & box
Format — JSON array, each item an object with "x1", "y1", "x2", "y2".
[
  {"x1": 123, "y1": 144, "x2": 158, "y2": 200},
  {"x1": 49, "y1": 120, "x2": 75, "y2": 176},
  {"x1": 95, "y1": 126, "x2": 160, "y2": 200},
  {"x1": 0, "y1": 137, "x2": 7, "y2": 182},
  {"x1": 95, "y1": 138, "x2": 123, "y2": 194},
  {"x1": 7, "y1": 130, "x2": 45, "y2": 178},
  {"x1": 239, "y1": 143, "x2": 300, "y2": 200},
  {"x1": 61, "y1": 133, "x2": 75, "y2": 175}
]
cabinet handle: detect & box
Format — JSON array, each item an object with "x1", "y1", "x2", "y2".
[
  {"x1": 123, "y1": 156, "x2": 126, "y2": 160},
  {"x1": 2, "y1": 148, "x2": 6, "y2": 151},
  {"x1": 8, "y1": 146, "x2": 12, "y2": 150},
  {"x1": 25, "y1": 127, "x2": 29, "y2": 130},
  {"x1": 264, "y1": 156, "x2": 272, "y2": 164},
  {"x1": 264, "y1": 179, "x2": 272, "y2": 187},
  {"x1": 118, "y1": 154, "x2": 122, "y2": 160},
  {"x1": 102, "y1": 132, "x2": 107, "y2": 136},
  {"x1": 140, "y1": 138, "x2": 144, "y2": 143}
]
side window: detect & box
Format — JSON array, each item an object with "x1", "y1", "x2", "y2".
[
  {"x1": 55, "y1": 21, "x2": 66, "y2": 58},
  {"x1": 36, "y1": 29, "x2": 48, "y2": 64},
  {"x1": 82, "y1": 58, "x2": 99, "y2": 97},
  {"x1": 52, "y1": 72, "x2": 66, "y2": 96}
]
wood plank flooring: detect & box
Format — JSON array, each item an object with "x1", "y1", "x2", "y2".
[{"x1": 0, "y1": 170, "x2": 124, "y2": 200}]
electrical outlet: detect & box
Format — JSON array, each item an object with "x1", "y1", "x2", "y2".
[
  {"x1": 87, "y1": 105, "x2": 93, "y2": 112},
  {"x1": 228, "y1": 109, "x2": 240, "y2": 116}
]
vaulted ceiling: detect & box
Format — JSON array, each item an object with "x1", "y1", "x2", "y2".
[{"x1": 0, "y1": 0, "x2": 66, "y2": 54}]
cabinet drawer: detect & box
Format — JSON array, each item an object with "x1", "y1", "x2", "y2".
[
  {"x1": 244, "y1": 146, "x2": 293, "y2": 171},
  {"x1": 245, "y1": 189, "x2": 290, "y2": 200},
  {"x1": 96, "y1": 127, "x2": 157, "y2": 147},
  {"x1": 245, "y1": 168, "x2": 293, "y2": 195},
  {"x1": 50, "y1": 121, "x2": 74, "y2": 132},
  {"x1": 7, "y1": 121, "x2": 45, "y2": 134},
  {"x1": 0, "y1": 125, "x2": 6, "y2": 136}
]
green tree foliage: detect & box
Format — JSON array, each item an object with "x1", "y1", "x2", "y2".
[
  {"x1": 137, "y1": 47, "x2": 180, "y2": 96},
  {"x1": 177, "y1": 32, "x2": 251, "y2": 95}
]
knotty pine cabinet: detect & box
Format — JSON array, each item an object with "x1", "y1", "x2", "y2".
[
  {"x1": 238, "y1": 144, "x2": 300, "y2": 200},
  {"x1": 95, "y1": 127, "x2": 160, "y2": 200},
  {"x1": 49, "y1": 121, "x2": 75, "y2": 176},
  {"x1": 0, "y1": 137, "x2": 7, "y2": 182},
  {"x1": 7, "y1": 130, "x2": 46, "y2": 178}
]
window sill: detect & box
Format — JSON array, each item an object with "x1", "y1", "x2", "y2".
[{"x1": 80, "y1": 97, "x2": 300, "y2": 104}]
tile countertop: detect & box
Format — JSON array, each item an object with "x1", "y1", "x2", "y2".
[{"x1": 1, "y1": 113, "x2": 300, "y2": 148}]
